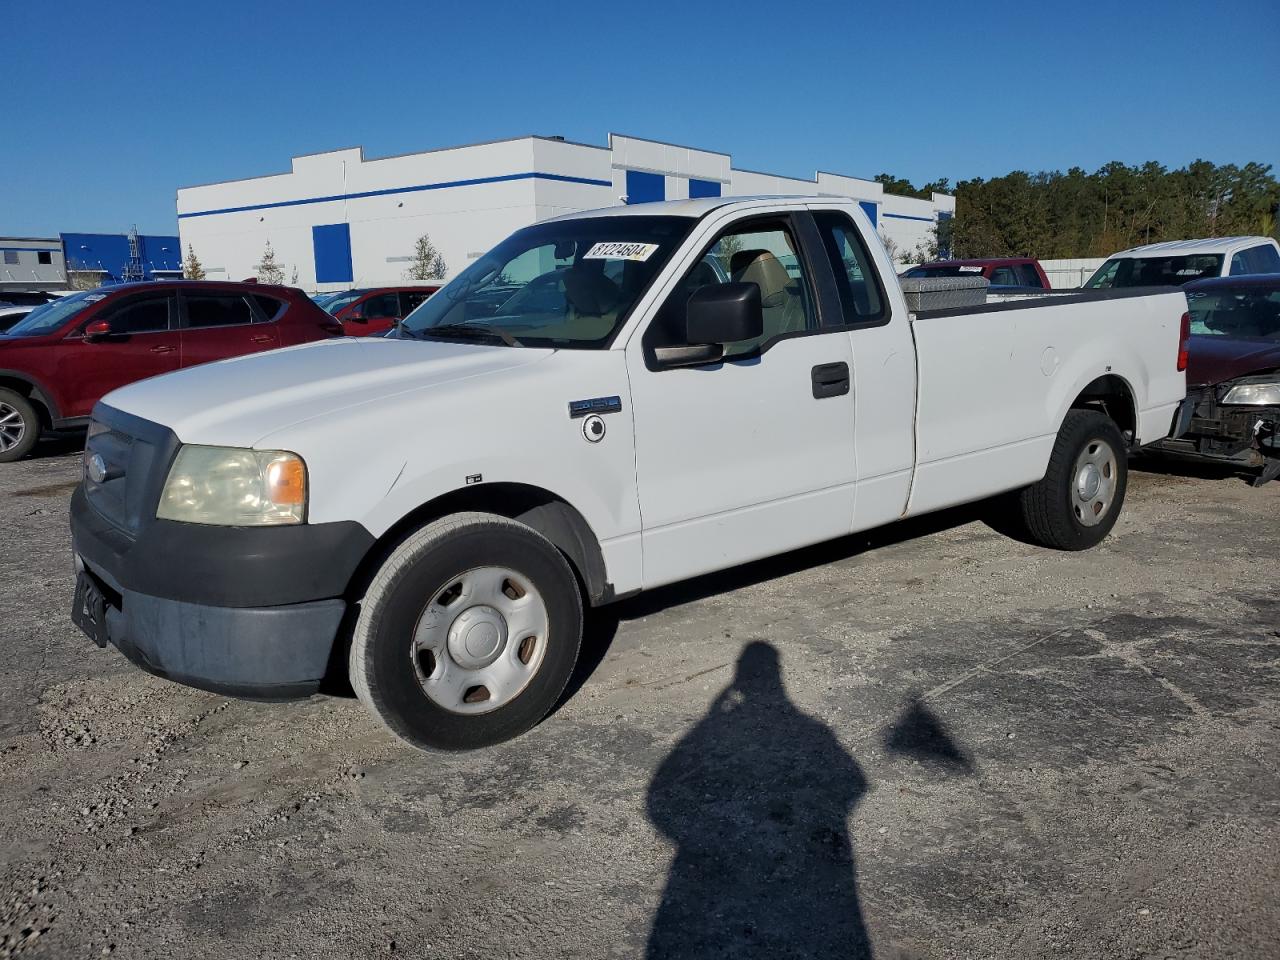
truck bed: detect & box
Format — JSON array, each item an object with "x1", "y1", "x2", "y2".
[{"x1": 905, "y1": 287, "x2": 1188, "y2": 516}]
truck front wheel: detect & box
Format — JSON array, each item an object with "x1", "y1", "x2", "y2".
[
  {"x1": 349, "y1": 512, "x2": 583, "y2": 751},
  {"x1": 1017, "y1": 409, "x2": 1128, "y2": 550}
]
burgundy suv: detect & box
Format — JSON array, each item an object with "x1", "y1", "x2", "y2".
[{"x1": 0, "y1": 281, "x2": 343, "y2": 462}]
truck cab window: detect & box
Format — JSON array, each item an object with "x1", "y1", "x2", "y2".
[
  {"x1": 650, "y1": 222, "x2": 816, "y2": 359},
  {"x1": 812, "y1": 211, "x2": 886, "y2": 325}
]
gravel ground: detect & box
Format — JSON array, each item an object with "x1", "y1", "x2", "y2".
[{"x1": 1, "y1": 440, "x2": 1278, "y2": 959}]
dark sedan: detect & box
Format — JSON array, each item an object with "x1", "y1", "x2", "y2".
[{"x1": 1152, "y1": 274, "x2": 1280, "y2": 484}]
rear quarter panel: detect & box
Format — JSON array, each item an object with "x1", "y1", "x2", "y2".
[{"x1": 907, "y1": 291, "x2": 1186, "y2": 515}]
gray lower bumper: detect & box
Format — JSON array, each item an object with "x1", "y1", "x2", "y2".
[
  {"x1": 1169, "y1": 396, "x2": 1197, "y2": 441},
  {"x1": 79, "y1": 555, "x2": 345, "y2": 700}
]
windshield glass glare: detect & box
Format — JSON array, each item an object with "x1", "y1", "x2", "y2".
[
  {"x1": 4, "y1": 291, "x2": 100, "y2": 337},
  {"x1": 1086, "y1": 254, "x2": 1223, "y2": 288},
  {"x1": 1187, "y1": 288, "x2": 1280, "y2": 339},
  {"x1": 318, "y1": 291, "x2": 361, "y2": 315},
  {"x1": 399, "y1": 215, "x2": 695, "y2": 348}
]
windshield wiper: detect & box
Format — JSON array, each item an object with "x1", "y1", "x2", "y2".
[{"x1": 421, "y1": 323, "x2": 522, "y2": 347}]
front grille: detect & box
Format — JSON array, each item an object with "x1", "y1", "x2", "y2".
[
  {"x1": 84, "y1": 429, "x2": 135, "y2": 531},
  {"x1": 83, "y1": 408, "x2": 182, "y2": 536}
]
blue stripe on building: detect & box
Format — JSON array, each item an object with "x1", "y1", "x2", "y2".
[
  {"x1": 178, "y1": 172, "x2": 614, "y2": 219},
  {"x1": 881, "y1": 212, "x2": 935, "y2": 222}
]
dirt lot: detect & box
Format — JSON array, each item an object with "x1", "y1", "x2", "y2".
[{"x1": 1, "y1": 441, "x2": 1278, "y2": 959}]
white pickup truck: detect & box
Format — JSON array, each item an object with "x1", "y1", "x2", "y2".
[{"x1": 70, "y1": 197, "x2": 1190, "y2": 751}]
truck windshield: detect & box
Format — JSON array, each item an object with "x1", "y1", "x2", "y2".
[
  {"x1": 398, "y1": 215, "x2": 695, "y2": 348},
  {"x1": 3, "y1": 291, "x2": 101, "y2": 337},
  {"x1": 1086, "y1": 254, "x2": 1223, "y2": 289}
]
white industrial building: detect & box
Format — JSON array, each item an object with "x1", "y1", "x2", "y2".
[{"x1": 176, "y1": 133, "x2": 955, "y2": 292}]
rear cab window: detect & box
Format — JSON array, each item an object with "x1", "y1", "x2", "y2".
[{"x1": 812, "y1": 210, "x2": 887, "y2": 327}]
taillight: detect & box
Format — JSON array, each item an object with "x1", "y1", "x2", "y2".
[{"x1": 1177, "y1": 311, "x2": 1190, "y2": 372}]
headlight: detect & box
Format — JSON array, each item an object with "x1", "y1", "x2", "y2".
[
  {"x1": 157, "y1": 446, "x2": 307, "y2": 526},
  {"x1": 1221, "y1": 378, "x2": 1280, "y2": 406}
]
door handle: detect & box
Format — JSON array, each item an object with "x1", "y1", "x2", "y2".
[
  {"x1": 811, "y1": 362, "x2": 850, "y2": 399},
  {"x1": 150, "y1": 345, "x2": 176, "y2": 354},
  {"x1": 250, "y1": 335, "x2": 273, "y2": 344}
]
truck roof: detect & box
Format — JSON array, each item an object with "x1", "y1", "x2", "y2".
[
  {"x1": 542, "y1": 195, "x2": 839, "y2": 222},
  {"x1": 1111, "y1": 236, "x2": 1276, "y2": 258}
]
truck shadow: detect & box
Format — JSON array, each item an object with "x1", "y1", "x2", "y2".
[
  {"x1": 644, "y1": 642, "x2": 973, "y2": 959},
  {"x1": 563, "y1": 500, "x2": 1014, "y2": 707}
]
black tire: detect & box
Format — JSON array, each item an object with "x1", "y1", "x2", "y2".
[
  {"x1": 349, "y1": 512, "x2": 583, "y2": 752},
  {"x1": 1017, "y1": 409, "x2": 1128, "y2": 550},
  {"x1": 0, "y1": 388, "x2": 40, "y2": 464}
]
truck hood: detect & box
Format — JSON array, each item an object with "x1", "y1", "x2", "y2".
[
  {"x1": 1187, "y1": 336, "x2": 1280, "y2": 387},
  {"x1": 101, "y1": 337, "x2": 553, "y2": 446}
]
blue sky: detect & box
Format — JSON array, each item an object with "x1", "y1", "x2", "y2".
[{"x1": 5, "y1": 0, "x2": 1278, "y2": 236}]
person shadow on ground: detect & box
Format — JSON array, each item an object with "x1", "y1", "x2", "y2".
[{"x1": 644, "y1": 641, "x2": 873, "y2": 959}]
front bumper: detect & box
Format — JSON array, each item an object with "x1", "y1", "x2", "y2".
[
  {"x1": 70, "y1": 483, "x2": 373, "y2": 700},
  {"x1": 1150, "y1": 387, "x2": 1279, "y2": 466}
]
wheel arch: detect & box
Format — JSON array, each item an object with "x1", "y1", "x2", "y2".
[
  {"x1": 351, "y1": 482, "x2": 612, "y2": 607},
  {"x1": 0, "y1": 369, "x2": 58, "y2": 429},
  {"x1": 1064, "y1": 373, "x2": 1138, "y2": 447}
]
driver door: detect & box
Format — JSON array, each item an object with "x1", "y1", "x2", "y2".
[{"x1": 624, "y1": 213, "x2": 857, "y2": 589}]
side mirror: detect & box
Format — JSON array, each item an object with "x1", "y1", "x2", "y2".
[
  {"x1": 654, "y1": 282, "x2": 763, "y2": 368},
  {"x1": 346, "y1": 306, "x2": 366, "y2": 322},
  {"x1": 83, "y1": 319, "x2": 112, "y2": 342}
]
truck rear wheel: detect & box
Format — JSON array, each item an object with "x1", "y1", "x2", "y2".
[
  {"x1": 349, "y1": 512, "x2": 583, "y2": 751},
  {"x1": 0, "y1": 388, "x2": 40, "y2": 463},
  {"x1": 1017, "y1": 409, "x2": 1127, "y2": 550}
]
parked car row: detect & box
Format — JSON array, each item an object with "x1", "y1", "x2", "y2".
[
  {"x1": 0, "y1": 282, "x2": 445, "y2": 462},
  {"x1": 0, "y1": 282, "x2": 344, "y2": 462},
  {"x1": 314, "y1": 285, "x2": 440, "y2": 336}
]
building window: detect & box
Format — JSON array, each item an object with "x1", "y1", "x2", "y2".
[
  {"x1": 2, "y1": 251, "x2": 18, "y2": 265},
  {"x1": 37, "y1": 251, "x2": 52, "y2": 265},
  {"x1": 625, "y1": 170, "x2": 665, "y2": 205}
]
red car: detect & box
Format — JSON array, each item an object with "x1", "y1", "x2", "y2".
[
  {"x1": 315, "y1": 286, "x2": 439, "y2": 336},
  {"x1": 0, "y1": 281, "x2": 342, "y2": 462},
  {"x1": 1151, "y1": 274, "x2": 1280, "y2": 484},
  {"x1": 902, "y1": 257, "x2": 1051, "y2": 289}
]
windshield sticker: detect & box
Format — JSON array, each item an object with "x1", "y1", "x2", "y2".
[
  {"x1": 84, "y1": 294, "x2": 106, "y2": 301},
  {"x1": 583, "y1": 242, "x2": 660, "y2": 262},
  {"x1": 958, "y1": 266, "x2": 983, "y2": 273}
]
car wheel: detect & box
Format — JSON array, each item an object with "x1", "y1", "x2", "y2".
[
  {"x1": 349, "y1": 512, "x2": 583, "y2": 751},
  {"x1": 0, "y1": 388, "x2": 40, "y2": 464},
  {"x1": 1017, "y1": 409, "x2": 1128, "y2": 550}
]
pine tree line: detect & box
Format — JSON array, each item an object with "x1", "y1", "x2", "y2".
[{"x1": 878, "y1": 160, "x2": 1280, "y2": 260}]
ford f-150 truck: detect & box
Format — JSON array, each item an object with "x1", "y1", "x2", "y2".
[{"x1": 69, "y1": 197, "x2": 1190, "y2": 752}]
